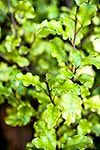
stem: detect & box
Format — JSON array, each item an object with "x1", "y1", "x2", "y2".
[
  {"x1": 72, "y1": 6, "x2": 82, "y2": 50},
  {"x1": 0, "y1": 53, "x2": 11, "y2": 64},
  {"x1": 8, "y1": 0, "x2": 18, "y2": 37},
  {"x1": 45, "y1": 80, "x2": 55, "y2": 105},
  {"x1": 91, "y1": 83, "x2": 100, "y2": 92}
]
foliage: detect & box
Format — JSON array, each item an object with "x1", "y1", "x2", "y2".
[{"x1": 0, "y1": 0, "x2": 100, "y2": 149}]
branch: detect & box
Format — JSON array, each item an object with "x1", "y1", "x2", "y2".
[
  {"x1": 0, "y1": 53, "x2": 12, "y2": 64},
  {"x1": 72, "y1": 6, "x2": 82, "y2": 50},
  {"x1": 8, "y1": 0, "x2": 18, "y2": 37},
  {"x1": 45, "y1": 80, "x2": 55, "y2": 106},
  {"x1": 91, "y1": 83, "x2": 100, "y2": 92}
]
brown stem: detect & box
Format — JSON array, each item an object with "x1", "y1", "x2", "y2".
[
  {"x1": 72, "y1": 6, "x2": 83, "y2": 50},
  {"x1": 91, "y1": 83, "x2": 100, "y2": 92},
  {"x1": 0, "y1": 53, "x2": 11, "y2": 64},
  {"x1": 45, "y1": 80, "x2": 55, "y2": 106},
  {"x1": 8, "y1": 0, "x2": 18, "y2": 37}
]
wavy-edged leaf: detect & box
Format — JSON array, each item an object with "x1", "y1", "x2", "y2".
[
  {"x1": 69, "y1": 50, "x2": 82, "y2": 67},
  {"x1": 83, "y1": 53, "x2": 100, "y2": 69},
  {"x1": 75, "y1": 0, "x2": 87, "y2": 6},
  {"x1": 32, "y1": 120, "x2": 57, "y2": 150},
  {"x1": 52, "y1": 78, "x2": 80, "y2": 96},
  {"x1": 5, "y1": 35, "x2": 21, "y2": 52},
  {"x1": 50, "y1": 37, "x2": 66, "y2": 63},
  {"x1": 77, "y1": 119, "x2": 93, "y2": 135},
  {"x1": 0, "y1": 62, "x2": 12, "y2": 81},
  {"x1": 44, "y1": 103, "x2": 61, "y2": 129},
  {"x1": 76, "y1": 74, "x2": 94, "y2": 88},
  {"x1": 5, "y1": 103, "x2": 35, "y2": 126},
  {"x1": 16, "y1": 72, "x2": 46, "y2": 91},
  {"x1": 83, "y1": 95, "x2": 100, "y2": 115},
  {"x1": 36, "y1": 19, "x2": 64, "y2": 38},
  {"x1": 55, "y1": 91, "x2": 82, "y2": 125},
  {"x1": 14, "y1": 1, "x2": 35, "y2": 24},
  {"x1": 77, "y1": 3, "x2": 97, "y2": 26},
  {"x1": 62, "y1": 135, "x2": 94, "y2": 150}
]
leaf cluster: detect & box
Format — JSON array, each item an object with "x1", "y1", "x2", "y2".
[{"x1": 0, "y1": 0, "x2": 100, "y2": 149}]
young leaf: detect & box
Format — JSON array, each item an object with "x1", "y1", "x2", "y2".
[
  {"x1": 55, "y1": 91, "x2": 82, "y2": 125},
  {"x1": 0, "y1": 62, "x2": 12, "y2": 81},
  {"x1": 76, "y1": 74, "x2": 94, "y2": 88},
  {"x1": 83, "y1": 95, "x2": 100, "y2": 115},
  {"x1": 52, "y1": 78, "x2": 80, "y2": 96},
  {"x1": 77, "y1": 3, "x2": 97, "y2": 26},
  {"x1": 5, "y1": 35, "x2": 21, "y2": 52},
  {"x1": 32, "y1": 120, "x2": 57, "y2": 150},
  {"x1": 83, "y1": 53, "x2": 100, "y2": 69},
  {"x1": 14, "y1": 1, "x2": 35, "y2": 24},
  {"x1": 50, "y1": 37, "x2": 66, "y2": 63},
  {"x1": 77, "y1": 119, "x2": 93, "y2": 135},
  {"x1": 44, "y1": 103, "x2": 61, "y2": 129},
  {"x1": 69, "y1": 50, "x2": 82, "y2": 67},
  {"x1": 16, "y1": 72, "x2": 46, "y2": 91},
  {"x1": 75, "y1": 0, "x2": 86, "y2": 6},
  {"x1": 62, "y1": 135, "x2": 93, "y2": 150},
  {"x1": 5, "y1": 103, "x2": 35, "y2": 126}
]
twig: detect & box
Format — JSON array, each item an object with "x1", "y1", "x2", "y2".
[
  {"x1": 72, "y1": 6, "x2": 83, "y2": 50},
  {"x1": 8, "y1": 0, "x2": 18, "y2": 37},
  {"x1": 0, "y1": 53, "x2": 11, "y2": 64},
  {"x1": 91, "y1": 83, "x2": 100, "y2": 92},
  {"x1": 72, "y1": 6, "x2": 79, "y2": 50},
  {"x1": 45, "y1": 80, "x2": 55, "y2": 105}
]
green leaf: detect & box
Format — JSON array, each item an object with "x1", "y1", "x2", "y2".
[
  {"x1": 26, "y1": 142, "x2": 44, "y2": 150},
  {"x1": 5, "y1": 35, "x2": 21, "y2": 52},
  {"x1": 5, "y1": 103, "x2": 35, "y2": 126},
  {"x1": 44, "y1": 103, "x2": 61, "y2": 129},
  {"x1": 80, "y1": 85, "x2": 90, "y2": 98},
  {"x1": 76, "y1": 74, "x2": 94, "y2": 88},
  {"x1": 52, "y1": 78, "x2": 80, "y2": 96},
  {"x1": 0, "y1": 62, "x2": 12, "y2": 81},
  {"x1": 62, "y1": 135, "x2": 93, "y2": 150},
  {"x1": 83, "y1": 95, "x2": 100, "y2": 115},
  {"x1": 0, "y1": 48, "x2": 29, "y2": 67},
  {"x1": 77, "y1": 119, "x2": 93, "y2": 135},
  {"x1": 48, "y1": 4, "x2": 59, "y2": 19},
  {"x1": 36, "y1": 20, "x2": 64, "y2": 38},
  {"x1": 18, "y1": 45, "x2": 29, "y2": 55},
  {"x1": 0, "y1": 82, "x2": 19, "y2": 107},
  {"x1": 93, "y1": 124, "x2": 100, "y2": 137},
  {"x1": 69, "y1": 50, "x2": 82, "y2": 67},
  {"x1": 50, "y1": 37, "x2": 66, "y2": 63},
  {"x1": 31, "y1": 91, "x2": 50, "y2": 104},
  {"x1": 14, "y1": 1, "x2": 35, "y2": 24},
  {"x1": 32, "y1": 120, "x2": 57, "y2": 150},
  {"x1": 83, "y1": 53, "x2": 100, "y2": 69},
  {"x1": 75, "y1": 0, "x2": 87, "y2": 6},
  {"x1": 77, "y1": 3, "x2": 97, "y2": 26},
  {"x1": 16, "y1": 72, "x2": 46, "y2": 91},
  {"x1": 55, "y1": 91, "x2": 82, "y2": 125}
]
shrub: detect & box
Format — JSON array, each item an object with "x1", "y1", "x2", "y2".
[{"x1": 0, "y1": 0, "x2": 100, "y2": 149}]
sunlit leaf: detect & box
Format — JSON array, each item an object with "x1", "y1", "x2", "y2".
[
  {"x1": 62, "y1": 135, "x2": 93, "y2": 150},
  {"x1": 5, "y1": 103, "x2": 35, "y2": 126},
  {"x1": 32, "y1": 120, "x2": 57, "y2": 150},
  {"x1": 77, "y1": 119, "x2": 93, "y2": 135},
  {"x1": 16, "y1": 72, "x2": 47, "y2": 91},
  {"x1": 55, "y1": 91, "x2": 82, "y2": 125},
  {"x1": 77, "y1": 3, "x2": 97, "y2": 26},
  {"x1": 83, "y1": 53, "x2": 100, "y2": 69},
  {"x1": 69, "y1": 50, "x2": 82, "y2": 67},
  {"x1": 83, "y1": 95, "x2": 100, "y2": 115},
  {"x1": 75, "y1": 0, "x2": 87, "y2": 6},
  {"x1": 44, "y1": 103, "x2": 61, "y2": 129}
]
